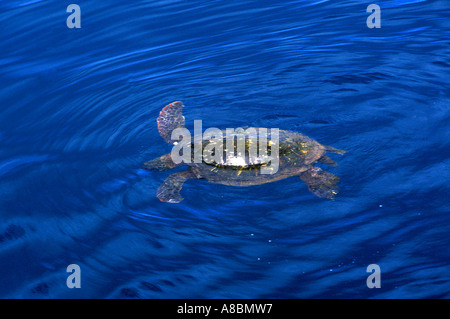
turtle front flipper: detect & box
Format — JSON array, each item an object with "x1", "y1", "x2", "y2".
[
  {"x1": 322, "y1": 144, "x2": 346, "y2": 155},
  {"x1": 300, "y1": 167, "x2": 340, "y2": 199},
  {"x1": 143, "y1": 153, "x2": 179, "y2": 171},
  {"x1": 157, "y1": 170, "x2": 196, "y2": 203},
  {"x1": 157, "y1": 101, "x2": 185, "y2": 144},
  {"x1": 317, "y1": 154, "x2": 338, "y2": 167}
]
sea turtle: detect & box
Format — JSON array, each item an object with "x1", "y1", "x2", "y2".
[{"x1": 143, "y1": 101, "x2": 346, "y2": 203}]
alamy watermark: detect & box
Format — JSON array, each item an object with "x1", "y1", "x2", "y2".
[
  {"x1": 66, "y1": 4, "x2": 380, "y2": 30},
  {"x1": 366, "y1": 264, "x2": 381, "y2": 288},
  {"x1": 367, "y1": 4, "x2": 381, "y2": 29},
  {"x1": 66, "y1": 4, "x2": 81, "y2": 29},
  {"x1": 170, "y1": 121, "x2": 280, "y2": 174},
  {"x1": 66, "y1": 264, "x2": 81, "y2": 288}
]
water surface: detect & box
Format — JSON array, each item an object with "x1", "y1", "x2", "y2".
[{"x1": 0, "y1": 0, "x2": 449, "y2": 298}]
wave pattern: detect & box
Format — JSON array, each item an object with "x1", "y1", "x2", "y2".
[{"x1": 0, "y1": 0, "x2": 449, "y2": 298}]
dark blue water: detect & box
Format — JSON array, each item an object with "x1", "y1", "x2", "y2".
[{"x1": 1, "y1": 0, "x2": 449, "y2": 298}]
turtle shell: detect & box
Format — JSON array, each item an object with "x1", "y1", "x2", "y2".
[
  {"x1": 197, "y1": 128, "x2": 275, "y2": 169},
  {"x1": 186, "y1": 128, "x2": 325, "y2": 186}
]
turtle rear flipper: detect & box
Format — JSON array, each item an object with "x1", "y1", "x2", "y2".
[
  {"x1": 157, "y1": 170, "x2": 195, "y2": 203},
  {"x1": 300, "y1": 167, "x2": 340, "y2": 199},
  {"x1": 157, "y1": 101, "x2": 185, "y2": 144},
  {"x1": 143, "y1": 153, "x2": 179, "y2": 171}
]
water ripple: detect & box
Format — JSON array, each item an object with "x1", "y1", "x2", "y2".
[{"x1": 0, "y1": 0, "x2": 449, "y2": 298}]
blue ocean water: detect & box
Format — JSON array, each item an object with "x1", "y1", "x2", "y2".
[{"x1": 0, "y1": 0, "x2": 449, "y2": 299}]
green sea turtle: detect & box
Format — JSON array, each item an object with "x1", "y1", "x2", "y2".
[{"x1": 143, "y1": 101, "x2": 346, "y2": 203}]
